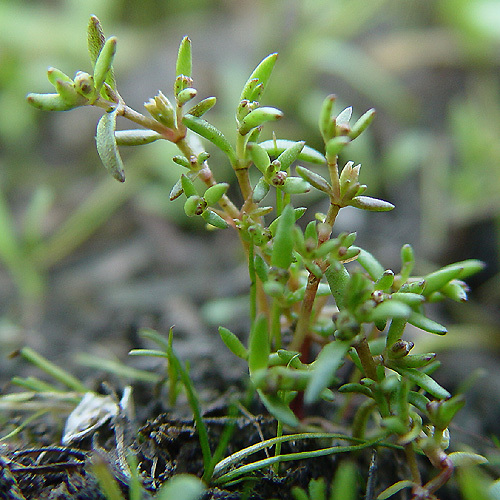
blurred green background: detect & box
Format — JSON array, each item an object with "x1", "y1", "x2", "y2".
[{"x1": 0, "y1": 0, "x2": 499, "y2": 357}]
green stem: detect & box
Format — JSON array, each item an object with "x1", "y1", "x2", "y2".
[
  {"x1": 328, "y1": 154, "x2": 341, "y2": 201},
  {"x1": 248, "y1": 240, "x2": 257, "y2": 323},
  {"x1": 272, "y1": 419, "x2": 284, "y2": 475}
]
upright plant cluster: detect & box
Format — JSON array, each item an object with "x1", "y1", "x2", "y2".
[{"x1": 26, "y1": 16, "x2": 487, "y2": 499}]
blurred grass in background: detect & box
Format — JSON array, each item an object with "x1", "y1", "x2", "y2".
[{"x1": 0, "y1": 0, "x2": 499, "y2": 348}]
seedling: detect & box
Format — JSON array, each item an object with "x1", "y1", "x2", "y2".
[{"x1": 24, "y1": 15, "x2": 489, "y2": 499}]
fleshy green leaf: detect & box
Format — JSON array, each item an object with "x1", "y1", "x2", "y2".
[
  {"x1": 252, "y1": 176, "x2": 270, "y2": 203},
  {"x1": 47, "y1": 67, "x2": 73, "y2": 87},
  {"x1": 408, "y1": 312, "x2": 447, "y2": 335},
  {"x1": 93, "y1": 37, "x2": 117, "y2": 96},
  {"x1": 349, "y1": 108, "x2": 376, "y2": 140},
  {"x1": 350, "y1": 195, "x2": 394, "y2": 211},
  {"x1": 248, "y1": 315, "x2": 270, "y2": 375},
  {"x1": 115, "y1": 129, "x2": 162, "y2": 146},
  {"x1": 239, "y1": 107, "x2": 283, "y2": 135},
  {"x1": 422, "y1": 266, "x2": 464, "y2": 297},
  {"x1": 368, "y1": 301, "x2": 411, "y2": 323},
  {"x1": 353, "y1": 247, "x2": 385, "y2": 281},
  {"x1": 240, "y1": 53, "x2": 278, "y2": 101},
  {"x1": 391, "y1": 366, "x2": 451, "y2": 399},
  {"x1": 187, "y1": 96, "x2": 217, "y2": 117},
  {"x1": 295, "y1": 166, "x2": 332, "y2": 194},
  {"x1": 183, "y1": 114, "x2": 238, "y2": 165},
  {"x1": 201, "y1": 209, "x2": 228, "y2": 229},
  {"x1": 326, "y1": 136, "x2": 350, "y2": 158},
  {"x1": 330, "y1": 460, "x2": 358, "y2": 500},
  {"x1": 260, "y1": 139, "x2": 326, "y2": 165},
  {"x1": 325, "y1": 261, "x2": 350, "y2": 310},
  {"x1": 95, "y1": 108, "x2": 125, "y2": 182},
  {"x1": 282, "y1": 177, "x2": 311, "y2": 194},
  {"x1": 204, "y1": 183, "x2": 229, "y2": 206},
  {"x1": 176, "y1": 36, "x2": 192, "y2": 77},
  {"x1": 271, "y1": 204, "x2": 295, "y2": 269},
  {"x1": 87, "y1": 15, "x2": 106, "y2": 68},
  {"x1": 319, "y1": 94, "x2": 336, "y2": 142},
  {"x1": 219, "y1": 327, "x2": 248, "y2": 360},
  {"x1": 257, "y1": 390, "x2": 299, "y2": 427},
  {"x1": 27, "y1": 93, "x2": 79, "y2": 111},
  {"x1": 448, "y1": 452, "x2": 488, "y2": 467},
  {"x1": 305, "y1": 340, "x2": 350, "y2": 404},
  {"x1": 248, "y1": 142, "x2": 271, "y2": 173},
  {"x1": 275, "y1": 141, "x2": 305, "y2": 171}
]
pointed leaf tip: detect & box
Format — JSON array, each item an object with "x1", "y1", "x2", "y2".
[
  {"x1": 176, "y1": 36, "x2": 192, "y2": 78},
  {"x1": 87, "y1": 15, "x2": 106, "y2": 67}
]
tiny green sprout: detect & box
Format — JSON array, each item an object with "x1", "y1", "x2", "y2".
[
  {"x1": 74, "y1": 71, "x2": 95, "y2": 98},
  {"x1": 319, "y1": 94, "x2": 336, "y2": 142},
  {"x1": 174, "y1": 75, "x2": 193, "y2": 99},
  {"x1": 145, "y1": 91, "x2": 176, "y2": 128}
]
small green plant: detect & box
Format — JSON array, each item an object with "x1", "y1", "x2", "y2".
[{"x1": 25, "y1": 15, "x2": 489, "y2": 499}]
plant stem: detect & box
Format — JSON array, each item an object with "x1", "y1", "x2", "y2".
[
  {"x1": 248, "y1": 240, "x2": 257, "y2": 324},
  {"x1": 353, "y1": 336, "x2": 378, "y2": 381},
  {"x1": 272, "y1": 419, "x2": 284, "y2": 474},
  {"x1": 117, "y1": 104, "x2": 181, "y2": 142},
  {"x1": 404, "y1": 443, "x2": 422, "y2": 485},
  {"x1": 289, "y1": 202, "x2": 340, "y2": 352}
]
